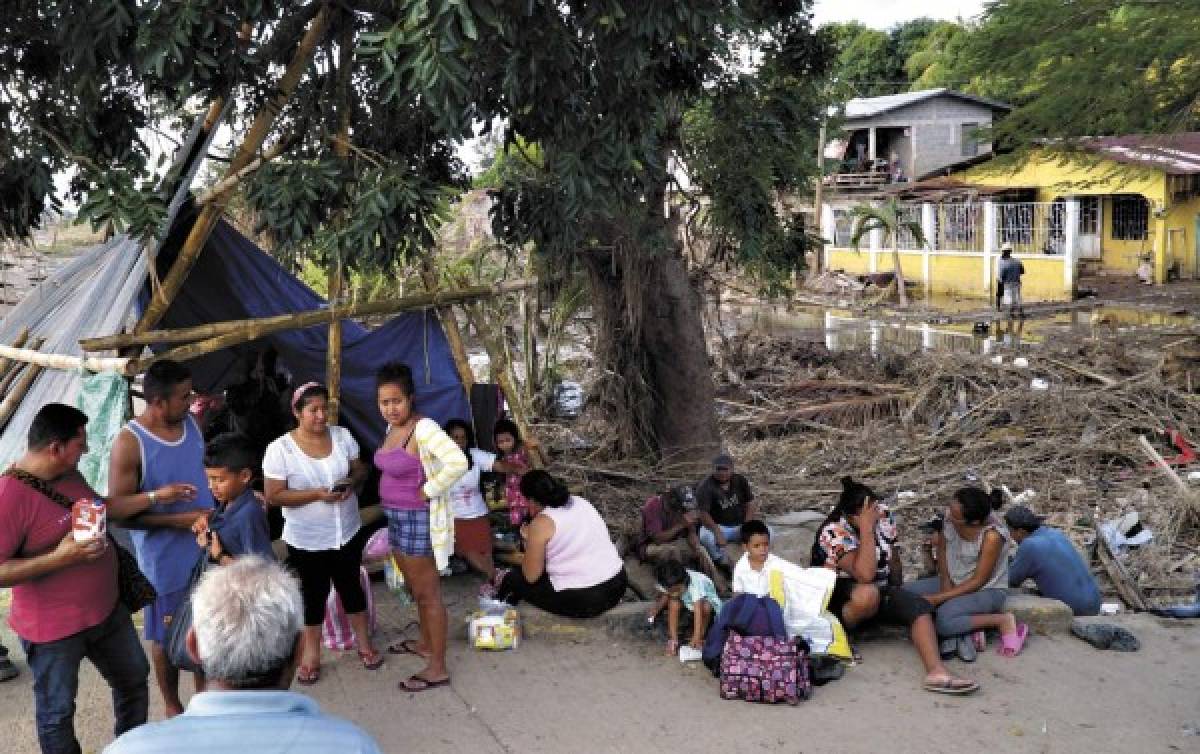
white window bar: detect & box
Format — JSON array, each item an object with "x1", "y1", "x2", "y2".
[{"x1": 936, "y1": 202, "x2": 983, "y2": 251}]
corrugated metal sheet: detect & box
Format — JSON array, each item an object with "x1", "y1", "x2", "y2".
[{"x1": 844, "y1": 88, "x2": 1011, "y2": 121}]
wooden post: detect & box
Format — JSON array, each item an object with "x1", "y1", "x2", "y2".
[
  {"x1": 0, "y1": 338, "x2": 46, "y2": 432},
  {"x1": 132, "y1": 5, "x2": 332, "y2": 334},
  {"x1": 81, "y1": 279, "x2": 535, "y2": 352},
  {"x1": 0, "y1": 327, "x2": 31, "y2": 382},
  {"x1": 419, "y1": 261, "x2": 475, "y2": 395},
  {"x1": 0, "y1": 342, "x2": 127, "y2": 374},
  {"x1": 326, "y1": 259, "x2": 344, "y2": 423}
]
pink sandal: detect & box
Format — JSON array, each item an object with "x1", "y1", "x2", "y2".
[{"x1": 997, "y1": 623, "x2": 1028, "y2": 657}]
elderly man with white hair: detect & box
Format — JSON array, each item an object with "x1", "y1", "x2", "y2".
[{"x1": 104, "y1": 557, "x2": 380, "y2": 753}]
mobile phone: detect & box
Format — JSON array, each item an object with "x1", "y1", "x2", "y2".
[{"x1": 330, "y1": 479, "x2": 352, "y2": 495}]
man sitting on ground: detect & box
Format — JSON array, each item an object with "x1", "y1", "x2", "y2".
[
  {"x1": 104, "y1": 556, "x2": 381, "y2": 753},
  {"x1": 696, "y1": 453, "x2": 764, "y2": 572},
  {"x1": 1005, "y1": 506, "x2": 1101, "y2": 616},
  {"x1": 637, "y1": 485, "x2": 725, "y2": 591}
]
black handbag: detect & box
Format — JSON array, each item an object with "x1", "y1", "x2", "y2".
[{"x1": 2, "y1": 468, "x2": 158, "y2": 612}]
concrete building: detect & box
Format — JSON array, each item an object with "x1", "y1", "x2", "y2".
[{"x1": 826, "y1": 89, "x2": 1011, "y2": 191}]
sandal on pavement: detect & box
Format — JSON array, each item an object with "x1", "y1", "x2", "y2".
[
  {"x1": 972, "y1": 630, "x2": 987, "y2": 651},
  {"x1": 387, "y1": 638, "x2": 426, "y2": 657},
  {"x1": 358, "y1": 649, "x2": 385, "y2": 670},
  {"x1": 998, "y1": 623, "x2": 1029, "y2": 657},
  {"x1": 296, "y1": 665, "x2": 321, "y2": 685},
  {"x1": 399, "y1": 674, "x2": 451, "y2": 693},
  {"x1": 923, "y1": 676, "x2": 979, "y2": 695},
  {"x1": 955, "y1": 635, "x2": 977, "y2": 663}
]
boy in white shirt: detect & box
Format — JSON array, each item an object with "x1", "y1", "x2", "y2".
[{"x1": 731, "y1": 520, "x2": 786, "y2": 595}]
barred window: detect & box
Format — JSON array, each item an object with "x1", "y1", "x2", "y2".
[
  {"x1": 1079, "y1": 196, "x2": 1099, "y2": 235},
  {"x1": 1111, "y1": 196, "x2": 1148, "y2": 241},
  {"x1": 960, "y1": 123, "x2": 979, "y2": 157}
]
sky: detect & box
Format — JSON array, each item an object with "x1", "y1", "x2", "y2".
[{"x1": 812, "y1": 0, "x2": 988, "y2": 29}]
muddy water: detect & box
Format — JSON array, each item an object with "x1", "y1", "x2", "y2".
[{"x1": 720, "y1": 299, "x2": 1196, "y2": 355}]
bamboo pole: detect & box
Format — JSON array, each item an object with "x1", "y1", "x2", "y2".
[
  {"x1": 326, "y1": 259, "x2": 344, "y2": 423},
  {"x1": 0, "y1": 338, "x2": 46, "y2": 433},
  {"x1": 132, "y1": 4, "x2": 332, "y2": 335},
  {"x1": 125, "y1": 279, "x2": 537, "y2": 375},
  {"x1": 419, "y1": 261, "x2": 475, "y2": 394},
  {"x1": 194, "y1": 139, "x2": 290, "y2": 205},
  {"x1": 0, "y1": 342, "x2": 128, "y2": 374},
  {"x1": 83, "y1": 279, "x2": 535, "y2": 352},
  {"x1": 0, "y1": 327, "x2": 31, "y2": 383}
]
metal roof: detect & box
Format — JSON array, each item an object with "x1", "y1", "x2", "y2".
[
  {"x1": 1079, "y1": 133, "x2": 1200, "y2": 175},
  {"x1": 844, "y1": 88, "x2": 1012, "y2": 121}
]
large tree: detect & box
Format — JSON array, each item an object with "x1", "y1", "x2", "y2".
[
  {"x1": 0, "y1": 1, "x2": 832, "y2": 461},
  {"x1": 962, "y1": 0, "x2": 1200, "y2": 149}
]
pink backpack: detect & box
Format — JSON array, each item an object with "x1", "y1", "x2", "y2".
[
  {"x1": 322, "y1": 567, "x2": 377, "y2": 651},
  {"x1": 718, "y1": 634, "x2": 812, "y2": 705}
]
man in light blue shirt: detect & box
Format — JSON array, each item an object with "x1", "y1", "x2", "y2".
[
  {"x1": 105, "y1": 557, "x2": 380, "y2": 754},
  {"x1": 1005, "y1": 506, "x2": 1101, "y2": 616}
]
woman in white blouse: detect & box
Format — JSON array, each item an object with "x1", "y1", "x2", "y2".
[{"x1": 263, "y1": 382, "x2": 383, "y2": 685}]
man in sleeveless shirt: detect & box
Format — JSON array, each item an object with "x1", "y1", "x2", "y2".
[{"x1": 109, "y1": 360, "x2": 214, "y2": 718}]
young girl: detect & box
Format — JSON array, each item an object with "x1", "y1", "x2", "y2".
[
  {"x1": 443, "y1": 418, "x2": 524, "y2": 583},
  {"x1": 493, "y1": 418, "x2": 532, "y2": 526},
  {"x1": 375, "y1": 363, "x2": 467, "y2": 692},
  {"x1": 648, "y1": 559, "x2": 721, "y2": 657},
  {"x1": 908, "y1": 487, "x2": 1025, "y2": 659},
  {"x1": 812, "y1": 477, "x2": 978, "y2": 695}
]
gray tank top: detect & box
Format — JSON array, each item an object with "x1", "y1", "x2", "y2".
[{"x1": 944, "y1": 513, "x2": 1010, "y2": 590}]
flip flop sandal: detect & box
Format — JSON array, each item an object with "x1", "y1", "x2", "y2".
[
  {"x1": 387, "y1": 638, "x2": 426, "y2": 657},
  {"x1": 972, "y1": 630, "x2": 987, "y2": 651},
  {"x1": 923, "y1": 677, "x2": 979, "y2": 695},
  {"x1": 296, "y1": 666, "x2": 321, "y2": 685},
  {"x1": 998, "y1": 622, "x2": 1029, "y2": 657},
  {"x1": 955, "y1": 636, "x2": 978, "y2": 663},
  {"x1": 399, "y1": 674, "x2": 451, "y2": 693},
  {"x1": 358, "y1": 650, "x2": 385, "y2": 670}
]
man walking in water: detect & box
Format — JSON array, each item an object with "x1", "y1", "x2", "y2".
[{"x1": 109, "y1": 360, "x2": 213, "y2": 717}]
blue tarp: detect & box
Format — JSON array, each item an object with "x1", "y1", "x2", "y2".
[{"x1": 142, "y1": 215, "x2": 470, "y2": 450}]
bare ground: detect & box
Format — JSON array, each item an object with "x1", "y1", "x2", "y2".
[{"x1": 0, "y1": 576, "x2": 1197, "y2": 754}]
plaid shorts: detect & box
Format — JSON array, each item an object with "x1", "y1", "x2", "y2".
[{"x1": 385, "y1": 508, "x2": 433, "y2": 558}]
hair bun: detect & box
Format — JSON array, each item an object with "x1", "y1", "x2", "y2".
[
  {"x1": 840, "y1": 475, "x2": 855, "y2": 489},
  {"x1": 989, "y1": 489, "x2": 1005, "y2": 510}
]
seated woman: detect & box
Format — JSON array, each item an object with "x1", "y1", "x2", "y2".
[
  {"x1": 908, "y1": 487, "x2": 1027, "y2": 659},
  {"x1": 813, "y1": 477, "x2": 978, "y2": 695},
  {"x1": 496, "y1": 471, "x2": 627, "y2": 618}
]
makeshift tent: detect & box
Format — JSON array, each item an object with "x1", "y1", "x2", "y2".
[{"x1": 144, "y1": 206, "x2": 471, "y2": 449}]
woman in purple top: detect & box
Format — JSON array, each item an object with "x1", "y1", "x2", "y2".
[{"x1": 375, "y1": 363, "x2": 466, "y2": 693}]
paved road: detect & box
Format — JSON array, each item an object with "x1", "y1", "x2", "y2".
[{"x1": 1, "y1": 577, "x2": 1197, "y2": 753}]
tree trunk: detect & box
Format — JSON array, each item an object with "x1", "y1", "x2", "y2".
[
  {"x1": 580, "y1": 246, "x2": 718, "y2": 464},
  {"x1": 892, "y1": 238, "x2": 908, "y2": 308},
  {"x1": 326, "y1": 259, "x2": 343, "y2": 423}
]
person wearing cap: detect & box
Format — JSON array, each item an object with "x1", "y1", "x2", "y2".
[
  {"x1": 695, "y1": 453, "x2": 761, "y2": 571},
  {"x1": 1005, "y1": 506, "x2": 1101, "y2": 616},
  {"x1": 637, "y1": 485, "x2": 725, "y2": 591},
  {"x1": 997, "y1": 244, "x2": 1025, "y2": 319}
]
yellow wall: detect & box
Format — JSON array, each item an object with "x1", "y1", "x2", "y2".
[
  {"x1": 824, "y1": 247, "x2": 1070, "y2": 300},
  {"x1": 962, "y1": 151, "x2": 1177, "y2": 282},
  {"x1": 1164, "y1": 196, "x2": 1200, "y2": 279}
]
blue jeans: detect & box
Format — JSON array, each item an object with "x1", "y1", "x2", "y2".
[
  {"x1": 699, "y1": 523, "x2": 774, "y2": 564},
  {"x1": 20, "y1": 605, "x2": 149, "y2": 754}
]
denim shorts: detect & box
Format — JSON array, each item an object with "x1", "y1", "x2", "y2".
[{"x1": 385, "y1": 508, "x2": 433, "y2": 558}]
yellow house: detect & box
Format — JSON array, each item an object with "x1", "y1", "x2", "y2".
[
  {"x1": 961, "y1": 133, "x2": 1200, "y2": 284},
  {"x1": 819, "y1": 133, "x2": 1200, "y2": 300}
]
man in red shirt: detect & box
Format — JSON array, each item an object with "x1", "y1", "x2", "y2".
[{"x1": 0, "y1": 403, "x2": 149, "y2": 754}]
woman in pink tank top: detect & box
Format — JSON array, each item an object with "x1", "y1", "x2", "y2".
[{"x1": 495, "y1": 471, "x2": 626, "y2": 618}]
